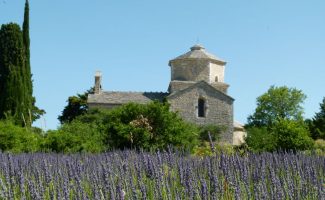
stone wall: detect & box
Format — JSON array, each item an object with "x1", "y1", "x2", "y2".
[
  {"x1": 171, "y1": 59, "x2": 210, "y2": 82},
  {"x1": 168, "y1": 84, "x2": 234, "y2": 143},
  {"x1": 210, "y1": 82, "x2": 229, "y2": 93},
  {"x1": 209, "y1": 63, "x2": 225, "y2": 83},
  {"x1": 168, "y1": 80, "x2": 196, "y2": 93}
]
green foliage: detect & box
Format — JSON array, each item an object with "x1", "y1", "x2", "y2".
[
  {"x1": 198, "y1": 124, "x2": 224, "y2": 142},
  {"x1": 23, "y1": 0, "x2": 45, "y2": 122},
  {"x1": 58, "y1": 88, "x2": 93, "y2": 124},
  {"x1": 247, "y1": 86, "x2": 306, "y2": 127},
  {"x1": 0, "y1": 23, "x2": 31, "y2": 126},
  {"x1": 0, "y1": 2, "x2": 44, "y2": 125},
  {"x1": 271, "y1": 119, "x2": 314, "y2": 151},
  {"x1": 22, "y1": 0, "x2": 33, "y2": 115},
  {"x1": 43, "y1": 120, "x2": 105, "y2": 153},
  {"x1": 307, "y1": 97, "x2": 325, "y2": 139},
  {"x1": 0, "y1": 119, "x2": 41, "y2": 152},
  {"x1": 78, "y1": 101, "x2": 199, "y2": 151},
  {"x1": 245, "y1": 126, "x2": 277, "y2": 152},
  {"x1": 314, "y1": 139, "x2": 325, "y2": 155},
  {"x1": 193, "y1": 142, "x2": 235, "y2": 156},
  {"x1": 246, "y1": 120, "x2": 313, "y2": 152},
  {"x1": 246, "y1": 85, "x2": 313, "y2": 152}
]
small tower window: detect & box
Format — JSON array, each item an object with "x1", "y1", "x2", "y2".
[
  {"x1": 215, "y1": 76, "x2": 219, "y2": 82},
  {"x1": 198, "y1": 98, "x2": 205, "y2": 117}
]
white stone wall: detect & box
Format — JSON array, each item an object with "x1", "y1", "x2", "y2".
[{"x1": 209, "y1": 63, "x2": 225, "y2": 83}]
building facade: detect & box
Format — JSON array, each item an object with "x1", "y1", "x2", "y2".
[{"x1": 88, "y1": 45, "x2": 234, "y2": 143}]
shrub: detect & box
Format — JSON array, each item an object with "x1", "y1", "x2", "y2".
[
  {"x1": 245, "y1": 126, "x2": 277, "y2": 152},
  {"x1": 198, "y1": 124, "x2": 224, "y2": 142},
  {"x1": 43, "y1": 120, "x2": 105, "y2": 153},
  {"x1": 78, "y1": 101, "x2": 199, "y2": 151},
  {"x1": 314, "y1": 139, "x2": 325, "y2": 154},
  {"x1": 0, "y1": 120, "x2": 41, "y2": 152},
  {"x1": 271, "y1": 119, "x2": 314, "y2": 151}
]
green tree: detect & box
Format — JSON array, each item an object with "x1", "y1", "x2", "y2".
[
  {"x1": 245, "y1": 127, "x2": 277, "y2": 152},
  {"x1": 247, "y1": 85, "x2": 306, "y2": 127},
  {"x1": 271, "y1": 119, "x2": 314, "y2": 151},
  {"x1": 44, "y1": 120, "x2": 105, "y2": 153},
  {"x1": 246, "y1": 86, "x2": 313, "y2": 152},
  {"x1": 0, "y1": 1, "x2": 43, "y2": 125},
  {"x1": 22, "y1": 0, "x2": 45, "y2": 122},
  {"x1": 0, "y1": 23, "x2": 30, "y2": 125},
  {"x1": 23, "y1": 0, "x2": 32, "y2": 106},
  {"x1": 307, "y1": 97, "x2": 325, "y2": 139},
  {"x1": 0, "y1": 119, "x2": 42, "y2": 153},
  {"x1": 58, "y1": 88, "x2": 93, "y2": 124},
  {"x1": 77, "y1": 102, "x2": 199, "y2": 151}
]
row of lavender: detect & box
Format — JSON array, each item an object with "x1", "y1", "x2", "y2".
[{"x1": 0, "y1": 151, "x2": 323, "y2": 200}]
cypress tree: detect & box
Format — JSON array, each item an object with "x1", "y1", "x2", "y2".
[
  {"x1": 0, "y1": 1, "x2": 44, "y2": 125},
  {"x1": 22, "y1": 0, "x2": 45, "y2": 123},
  {"x1": 23, "y1": 0, "x2": 32, "y2": 101},
  {"x1": 0, "y1": 23, "x2": 28, "y2": 125},
  {"x1": 22, "y1": 0, "x2": 34, "y2": 124}
]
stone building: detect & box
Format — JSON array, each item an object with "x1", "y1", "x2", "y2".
[{"x1": 88, "y1": 44, "x2": 234, "y2": 143}]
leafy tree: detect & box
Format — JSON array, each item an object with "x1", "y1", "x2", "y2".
[
  {"x1": 245, "y1": 127, "x2": 277, "y2": 152},
  {"x1": 43, "y1": 120, "x2": 105, "y2": 153},
  {"x1": 0, "y1": 119, "x2": 42, "y2": 152},
  {"x1": 246, "y1": 86, "x2": 313, "y2": 152},
  {"x1": 307, "y1": 97, "x2": 325, "y2": 139},
  {"x1": 247, "y1": 85, "x2": 306, "y2": 127},
  {"x1": 77, "y1": 102, "x2": 199, "y2": 151},
  {"x1": 271, "y1": 119, "x2": 314, "y2": 151},
  {"x1": 58, "y1": 88, "x2": 93, "y2": 124}
]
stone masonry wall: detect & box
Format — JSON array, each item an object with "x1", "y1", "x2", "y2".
[
  {"x1": 168, "y1": 81, "x2": 196, "y2": 93},
  {"x1": 171, "y1": 60, "x2": 210, "y2": 82},
  {"x1": 209, "y1": 63, "x2": 225, "y2": 83},
  {"x1": 168, "y1": 86, "x2": 233, "y2": 143}
]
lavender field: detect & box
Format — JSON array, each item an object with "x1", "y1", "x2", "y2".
[{"x1": 0, "y1": 151, "x2": 323, "y2": 200}]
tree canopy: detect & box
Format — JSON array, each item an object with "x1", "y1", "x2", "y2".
[
  {"x1": 58, "y1": 88, "x2": 93, "y2": 124},
  {"x1": 0, "y1": 1, "x2": 44, "y2": 126},
  {"x1": 245, "y1": 85, "x2": 313, "y2": 152},
  {"x1": 247, "y1": 85, "x2": 306, "y2": 127},
  {"x1": 0, "y1": 23, "x2": 30, "y2": 125},
  {"x1": 307, "y1": 97, "x2": 325, "y2": 139},
  {"x1": 76, "y1": 101, "x2": 199, "y2": 151}
]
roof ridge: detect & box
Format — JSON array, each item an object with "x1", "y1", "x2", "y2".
[{"x1": 102, "y1": 91, "x2": 168, "y2": 94}]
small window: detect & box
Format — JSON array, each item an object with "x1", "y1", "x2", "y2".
[
  {"x1": 198, "y1": 98, "x2": 205, "y2": 117},
  {"x1": 215, "y1": 76, "x2": 219, "y2": 82}
]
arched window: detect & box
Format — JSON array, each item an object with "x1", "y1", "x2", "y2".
[
  {"x1": 215, "y1": 76, "x2": 219, "y2": 82},
  {"x1": 198, "y1": 98, "x2": 205, "y2": 117}
]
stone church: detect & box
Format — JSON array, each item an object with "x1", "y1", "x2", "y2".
[{"x1": 88, "y1": 44, "x2": 235, "y2": 143}]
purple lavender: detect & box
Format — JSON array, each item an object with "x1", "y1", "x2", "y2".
[{"x1": 0, "y1": 151, "x2": 322, "y2": 199}]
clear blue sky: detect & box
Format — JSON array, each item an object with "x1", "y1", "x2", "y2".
[{"x1": 1, "y1": 1, "x2": 324, "y2": 130}]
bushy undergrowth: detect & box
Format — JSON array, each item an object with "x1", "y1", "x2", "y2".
[
  {"x1": 0, "y1": 120, "x2": 41, "y2": 153},
  {"x1": 245, "y1": 119, "x2": 314, "y2": 152},
  {"x1": 0, "y1": 151, "x2": 323, "y2": 199},
  {"x1": 0, "y1": 102, "x2": 223, "y2": 153}
]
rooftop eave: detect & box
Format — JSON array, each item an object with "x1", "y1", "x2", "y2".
[{"x1": 168, "y1": 58, "x2": 226, "y2": 66}]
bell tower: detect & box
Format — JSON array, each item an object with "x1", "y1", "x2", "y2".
[{"x1": 168, "y1": 44, "x2": 229, "y2": 93}]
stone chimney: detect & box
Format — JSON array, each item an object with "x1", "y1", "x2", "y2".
[{"x1": 94, "y1": 71, "x2": 102, "y2": 94}]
